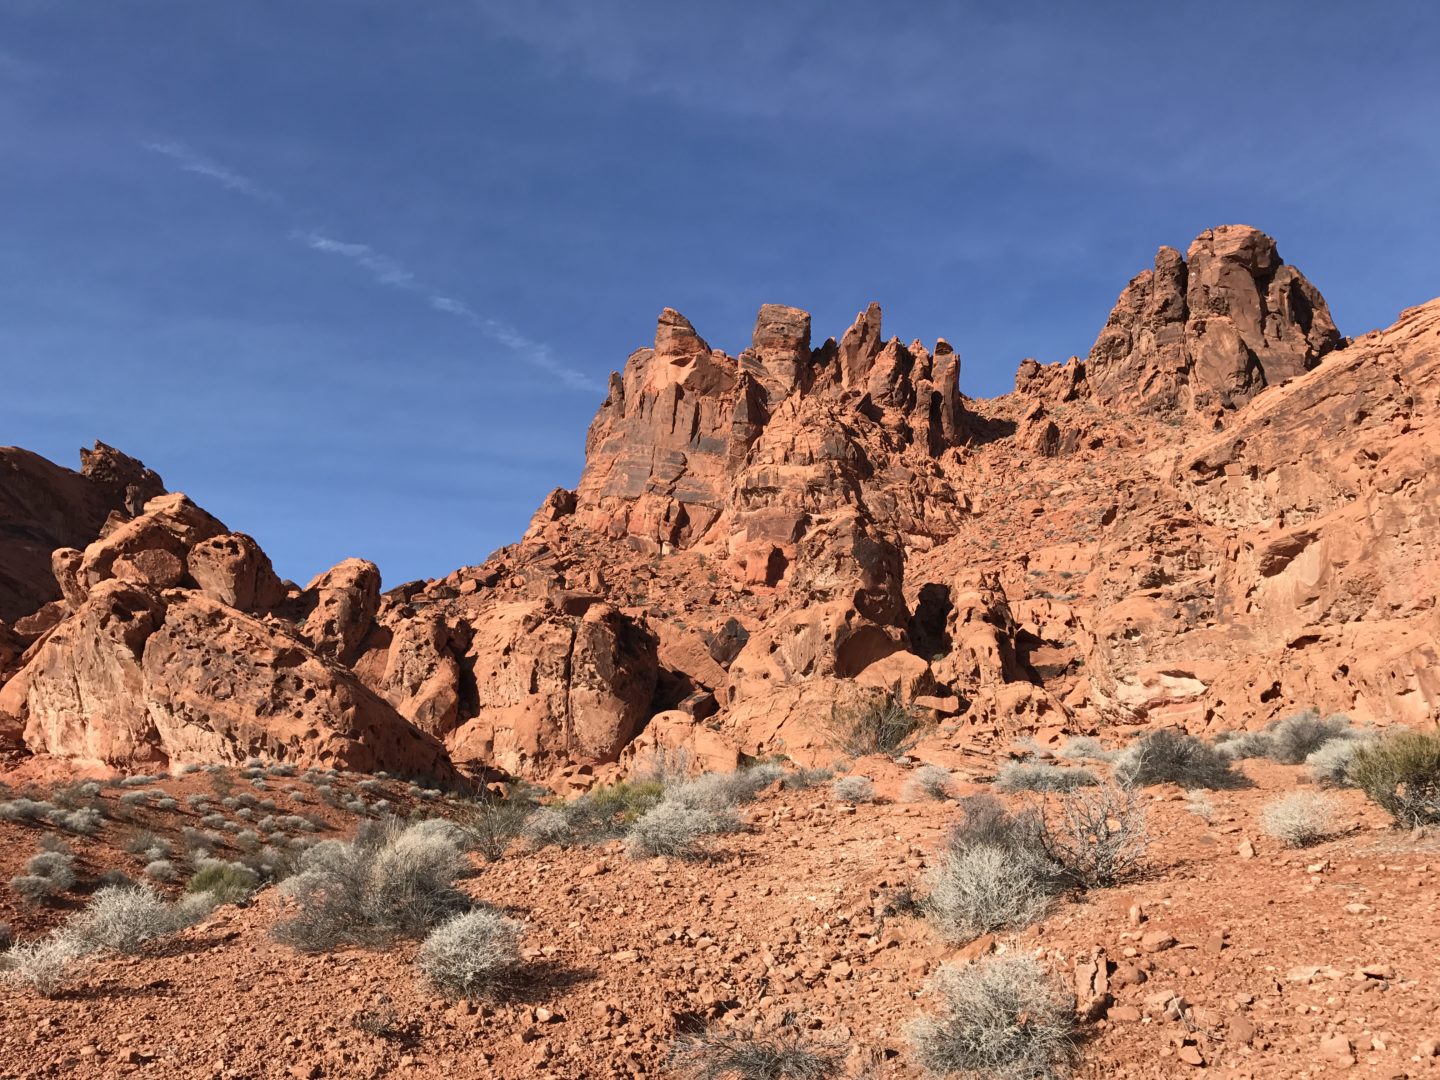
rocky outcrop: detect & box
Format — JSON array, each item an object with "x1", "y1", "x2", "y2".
[
  {"x1": 0, "y1": 442, "x2": 165, "y2": 622},
  {"x1": 0, "y1": 492, "x2": 456, "y2": 778},
  {"x1": 302, "y1": 558, "x2": 381, "y2": 665},
  {"x1": 1086, "y1": 298, "x2": 1440, "y2": 728},
  {"x1": 1086, "y1": 225, "x2": 1341, "y2": 418}
]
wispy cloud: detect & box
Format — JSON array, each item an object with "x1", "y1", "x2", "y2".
[
  {"x1": 143, "y1": 140, "x2": 278, "y2": 202},
  {"x1": 144, "y1": 139, "x2": 598, "y2": 392},
  {"x1": 298, "y1": 231, "x2": 418, "y2": 289}
]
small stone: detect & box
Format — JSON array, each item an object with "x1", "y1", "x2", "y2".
[
  {"x1": 1178, "y1": 1044, "x2": 1205, "y2": 1067},
  {"x1": 1141, "y1": 930, "x2": 1177, "y2": 953}
]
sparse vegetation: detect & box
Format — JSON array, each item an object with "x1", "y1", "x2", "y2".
[
  {"x1": 525, "y1": 780, "x2": 666, "y2": 848},
  {"x1": 668, "y1": 1023, "x2": 844, "y2": 1080},
  {"x1": 908, "y1": 954, "x2": 1077, "y2": 1080},
  {"x1": 1183, "y1": 791, "x2": 1216, "y2": 823},
  {"x1": 827, "y1": 688, "x2": 928, "y2": 759},
  {"x1": 924, "y1": 844, "x2": 1056, "y2": 941},
  {"x1": 1036, "y1": 785, "x2": 1148, "y2": 889},
  {"x1": 414, "y1": 908, "x2": 524, "y2": 998},
  {"x1": 0, "y1": 933, "x2": 90, "y2": 997},
  {"x1": 187, "y1": 859, "x2": 261, "y2": 904},
  {"x1": 994, "y1": 762, "x2": 1098, "y2": 793},
  {"x1": 1307, "y1": 736, "x2": 1374, "y2": 787},
  {"x1": 273, "y1": 820, "x2": 470, "y2": 951},
  {"x1": 1348, "y1": 730, "x2": 1440, "y2": 827},
  {"x1": 69, "y1": 884, "x2": 210, "y2": 953},
  {"x1": 625, "y1": 799, "x2": 737, "y2": 859},
  {"x1": 1054, "y1": 736, "x2": 1115, "y2": 763},
  {"x1": 451, "y1": 786, "x2": 539, "y2": 861},
  {"x1": 1112, "y1": 730, "x2": 1244, "y2": 790},
  {"x1": 1260, "y1": 792, "x2": 1341, "y2": 848},
  {"x1": 903, "y1": 765, "x2": 955, "y2": 802},
  {"x1": 1265, "y1": 710, "x2": 1354, "y2": 764},
  {"x1": 831, "y1": 775, "x2": 875, "y2": 804}
]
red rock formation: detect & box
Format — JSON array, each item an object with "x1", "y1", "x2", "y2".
[
  {"x1": 1087, "y1": 225, "x2": 1341, "y2": 418},
  {"x1": 0, "y1": 224, "x2": 1433, "y2": 785},
  {"x1": 0, "y1": 442, "x2": 164, "y2": 621}
]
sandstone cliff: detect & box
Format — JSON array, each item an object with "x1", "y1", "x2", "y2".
[{"x1": 1, "y1": 224, "x2": 1434, "y2": 781}]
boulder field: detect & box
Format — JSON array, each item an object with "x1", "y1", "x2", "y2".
[{"x1": 0, "y1": 224, "x2": 1435, "y2": 780}]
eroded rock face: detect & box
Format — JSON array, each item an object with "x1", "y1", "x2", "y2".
[
  {"x1": 9, "y1": 582, "x2": 454, "y2": 776},
  {"x1": 0, "y1": 442, "x2": 165, "y2": 622},
  {"x1": 443, "y1": 600, "x2": 658, "y2": 775},
  {"x1": 1087, "y1": 225, "x2": 1341, "y2": 417},
  {"x1": 188, "y1": 532, "x2": 286, "y2": 613},
  {"x1": 302, "y1": 558, "x2": 381, "y2": 665}
]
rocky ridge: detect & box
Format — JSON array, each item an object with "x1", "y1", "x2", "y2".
[{"x1": 0, "y1": 224, "x2": 1435, "y2": 782}]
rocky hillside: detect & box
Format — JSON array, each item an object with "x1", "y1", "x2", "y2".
[{"x1": 0, "y1": 224, "x2": 1435, "y2": 782}]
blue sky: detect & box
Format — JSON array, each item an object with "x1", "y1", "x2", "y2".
[{"x1": 2, "y1": 2, "x2": 1436, "y2": 587}]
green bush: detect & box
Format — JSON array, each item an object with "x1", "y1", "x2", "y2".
[
  {"x1": 187, "y1": 859, "x2": 261, "y2": 905},
  {"x1": 1348, "y1": 729, "x2": 1440, "y2": 827}
]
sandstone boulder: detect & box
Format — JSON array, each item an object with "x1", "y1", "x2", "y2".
[{"x1": 302, "y1": 558, "x2": 382, "y2": 665}]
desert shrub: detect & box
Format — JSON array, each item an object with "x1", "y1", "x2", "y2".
[
  {"x1": 994, "y1": 762, "x2": 1098, "y2": 793},
  {"x1": 1035, "y1": 785, "x2": 1148, "y2": 889},
  {"x1": 525, "y1": 780, "x2": 666, "y2": 848},
  {"x1": 668, "y1": 1023, "x2": 843, "y2": 1079},
  {"x1": 1112, "y1": 730, "x2": 1244, "y2": 790},
  {"x1": 625, "y1": 800, "x2": 737, "y2": 860},
  {"x1": 272, "y1": 820, "x2": 470, "y2": 951},
  {"x1": 26, "y1": 851, "x2": 77, "y2": 891},
  {"x1": 10, "y1": 875, "x2": 60, "y2": 903},
  {"x1": 1213, "y1": 729, "x2": 1276, "y2": 760},
  {"x1": 924, "y1": 845, "x2": 1056, "y2": 941},
  {"x1": 1265, "y1": 710, "x2": 1353, "y2": 764},
  {"x1": 908, "y1": 954, "x2": 1076, "y2": 1080},
  {"x1": 119, "y1": 774, "x2": 162, "y2": 788},
  {"x1": 780, "y1": 766, "x2": 835, "y2": 791},
  {"x1": 1307, "y1": 736, "x2": 1374, "y2": 787},
  {"x1": 37, "y1": 833, "x2": 71, "y2": 855},
  {"x1": 68, "y1": 884, "x2": 206, "y2": 953},
  {"x1": 0, "y1": 932, "x2": 91, "y2": 997},
  {"x1": 828, "y1": 689, "x2": 927, "y2": 758},
  {"x1": 50, "y1": 807, "x2": 104, "y2": 834},
  {"x1": 187, "y1": 859, "x2": 260, "y2": 905},
  {"x1": 266, "y1": 763, "x2": 298, "y2": 778},
  {"x1": 98, "y1": 869, "x2": 137, "y2": 888},
  {"x1": 415, "y1": 908, "x2": 523, "y2": 997},
  {"x1": 118, "y1": 790, "x2": 155, "y2": 808},
  {"x1": 201, "y1": 812, "x2": 227, "y2": 828},
  {"x1": 832, "y1": 775, "x2": 875, "y2": 804},
  {"x1": 123, "y1": 830, "x2": 156, "y2": 855},
  {"x1": 948, "y1": 794, "x2": 1045, "y2": 856},
  {"x1": 173, "y1": 763, "x2": 202, "y2": 776},
  {"x1": 451, "y1": 789, "x2": 538, "y2": 861},
  {"x1": 1054, "y1": 737, "x2": 1115, "y2": 763},
  {"x1": 1260, "y1": 792, "x2": 1340, "y2": 848},
  {"x1": 153, "y1": 796, "x2": 178, "y2": 811},
  {"x1": 144, "y1": 859, "x2": 178, "y2": 882},
  {"x1": 1347, "y1": 730, "x2": 1440, "y2": 827},
  {"x1": 236, "y1": 829, "x2": 261, "y2": 850},
  {"x1": 664, "y1": 765, "x2": 783, "y2": 815},
  {"x1": 1182, "y1": 791, "x2": 1215, "y2": 822},
  {"x1": 52, "y1": 780, "x2": 102, "y2": 809},
  {"x1": 0, "y1": 798, "x2": 57, "y2": 824},
  {"x1": 904, "y1": 765, "x2": 955, "y2": 802}
]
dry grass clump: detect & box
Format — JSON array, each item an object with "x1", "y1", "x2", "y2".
[
  {"x1": 908, "y1": 954, "x2": 1077, "y2": 1080},
  {"x1": 525, "y1": 780, "x2": 666, "y2": 848},
  {"x1": 1260, "y1": 792, "x2": 1341, "y2": 848},
  {"x1": 1112, "y1": 730, "x2": 1244, "y2": 790},
  {"x1": 827, "y1": 688, "x2": 927, "y2": 758},
  {"x1": 415, "y1": 908, "x2": 523, "y2": 998},
  {"x1": 668, "y1": 1023, "x2": 844, "y2": 1079},
  {"x1": 625, "y1": 800, "x2": 738, "y2": 859},
  {"x1": 273, "y1": 820, "x2": 470, "y2": 951},
  {"x1": 994, "y1": 762, "x2": 1098, "y2": 793},
  {"x1": 450, "y1": 784, "x2": 539, "y2": 862},
  {"x1": 924, "y1": 844, "x2": 1056, "y2": 942},
  {"x1": 903, "y1": 765, "x2": 956, "y2": 802},
  {"x1": 831, "y1": 775, "x2": 875, "y2": 804}
]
